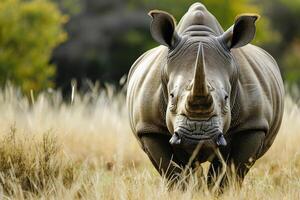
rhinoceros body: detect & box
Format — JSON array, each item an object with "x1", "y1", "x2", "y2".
[{"x1": 126, "y1": 3, "x2": 284, "y2": 187}]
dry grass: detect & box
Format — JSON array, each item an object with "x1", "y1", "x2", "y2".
[{"x1": 0, "y1": 84, "x2": 299, "y2": 199}]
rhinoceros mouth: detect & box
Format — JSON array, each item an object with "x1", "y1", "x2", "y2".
[
  {"x1": 169, "y1": 130, "x2": 227, "y2": 148},
  {"x1": 170, "y1": 115, "x2": 227, "y2": 148},
  {"x1": 176, "y1": 125, "x2": 220, "y2": 140}
]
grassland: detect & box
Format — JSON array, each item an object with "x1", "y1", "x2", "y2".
[{"x1": 0, "y1": 84, "x2": 299, "y2": 199}]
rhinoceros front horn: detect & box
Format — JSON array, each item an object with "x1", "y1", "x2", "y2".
[{"x1": 186, "y1": 43, "x2": 214, "y2": 114}]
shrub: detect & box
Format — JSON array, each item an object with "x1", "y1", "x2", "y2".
[
  {"x1": 0, "y1": 126, "x2": 78, "y2": 197},
  {"x1": 0, "y1": 0, "x2": 67, "y2": 93}
]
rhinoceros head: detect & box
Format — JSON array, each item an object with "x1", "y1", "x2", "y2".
[{"x1": 149, "y1": 7, "x2": 259, "y2": 153}]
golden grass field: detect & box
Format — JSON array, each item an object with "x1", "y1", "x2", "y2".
[{"x1": 0, "y1": 84, "x2": 299, "y2": 199}]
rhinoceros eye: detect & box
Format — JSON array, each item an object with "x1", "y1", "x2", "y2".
[
  {"x1": 169, "y1": 92, "x2": 177, "y2": 113},
  {"x1": 222, "y1": 94, "x2": 229, "y2": 115}
]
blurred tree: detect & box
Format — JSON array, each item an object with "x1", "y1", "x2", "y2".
[
  {"x1": 282, "y1": 42, "x2": 300, "y2": 85},
  {"x1": 52, "y1": 0, "x2": 150, "y2": 91},
  {"x1": 51, "y1": 0, "x2": 82, "y2": 15},
  {"x1": 259, "y1": 0, "x2": 300, "y2": 85},
  {"x1": 0, "y1": 0, "x2": 67, "y2": 93}
]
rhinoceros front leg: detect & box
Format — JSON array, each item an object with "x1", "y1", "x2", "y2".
[
  {"x1": 140, "y1": 133, "x2": 190, "y2": 184},
  {"x1": 207, "y1": 131, "x2": 265, "y2": 190}
]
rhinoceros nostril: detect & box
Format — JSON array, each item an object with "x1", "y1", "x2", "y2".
[
  {"x1": 216, "y1": 134, "x2": 227, "y2": 147},
  {"x1": 169, "y1": 132, "x2": 182, "y2": 146}
]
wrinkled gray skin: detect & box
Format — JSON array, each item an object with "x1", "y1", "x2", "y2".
[{"x1": 126, "y1": 3, "x2": 284, "y2": 188}]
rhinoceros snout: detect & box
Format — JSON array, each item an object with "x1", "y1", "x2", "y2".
[{"x1": 169, "y1": 129, "x2": 227, "y2": 148}]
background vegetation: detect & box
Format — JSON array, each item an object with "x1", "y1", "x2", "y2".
[
  {"x1": 0, "y1": 0, "x2": 67, "y2": 93},
  {"x1": 50, "y1": 0, "x2": 299, "y2": 91},
  {"x1": 0, "y1": 0, "x2": 299, "y2": 93},
  {"x1": 0, "y1": 0, "x2": 299, "y2": 199}
]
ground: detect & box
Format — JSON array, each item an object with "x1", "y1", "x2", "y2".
[{"x1": 0, "y1": 84, "x2": 299, "y2": 199}]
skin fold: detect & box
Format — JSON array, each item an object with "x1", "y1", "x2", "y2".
[{"x1": 126, "y1": 2, "x2": 284, "y2": 189}]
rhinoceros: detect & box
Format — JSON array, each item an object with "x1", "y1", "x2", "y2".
[{"x1": 126, "y1": 2, "x2": 284, "y2": 188}]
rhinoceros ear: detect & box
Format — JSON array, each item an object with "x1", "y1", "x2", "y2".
[
  {"x1": 149, "y1": 10, "x2": 181, "y2": 49},
  {"x1": 220, "y1": 14, "x2": 259, "y2": 49}
]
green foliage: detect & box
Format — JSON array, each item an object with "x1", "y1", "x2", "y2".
[
  {"x1": 278, "y1": 0, "x2": 300, "y2": 85},
  {"x1": 259, "y1": 0, "x2": 300, "y2": 85},
  {"x1": 282, "y1": 42, "x2": 300, "y2": 85},
  {"x1": 0, "y1": 0, "x2": 67, "y2": 93},
  {"x1": 279, "y1": 0, "x2": 300, "y2": 15},
  {"x1": 51, "y1": 0, "x2": 81, "y2": 15}
]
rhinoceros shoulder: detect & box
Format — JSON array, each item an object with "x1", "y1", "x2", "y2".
[
  {"x1": 127, "y1": 46, "x2": 170, "y2": 137},
  {"x1": 127, "y1": 46, "x2": 164, "y2": 82},
  {"x1": 229, "y1": 44, "x2": 284, "y2": 145}
]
